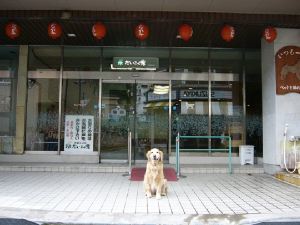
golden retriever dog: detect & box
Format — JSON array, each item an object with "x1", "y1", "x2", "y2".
[{"x1": 144, "y1": 148, "x2": 167, "y2": 199}]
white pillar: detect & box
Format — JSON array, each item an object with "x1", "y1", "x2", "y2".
[{"x1": 262, "y1": 28, "x2": 300, "y2": 174}]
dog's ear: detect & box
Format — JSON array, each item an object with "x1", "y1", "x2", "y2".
[
  {"x1": 146, "y1": 150, "x2": 151, "y2": 161},
  {"x1": 159, "y1": 150, "x2": 164, "y2": 162}
]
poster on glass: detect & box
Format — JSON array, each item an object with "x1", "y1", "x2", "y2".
[{"x1": 64, "y1": 115, "x2": 94, "y2": 153}]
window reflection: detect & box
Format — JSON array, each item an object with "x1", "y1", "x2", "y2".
[
  {"x1": 0, "y1": 46, "x2": 18, "y2": 154},
  {"x1": 171, "y1": 80, "x2": 209, "y2": 151},
  {"x1": 26, "y1": 46, "x2": 60, "y2": 151},
  {"x1": 211, "y1": 49, "x2": 243, "y2": 154}
]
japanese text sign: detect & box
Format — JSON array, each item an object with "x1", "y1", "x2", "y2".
[
  {"x1": 276, "y1": 46, "x2": 300, "y2": 95},
  {"x1": 64, "y1": 115, "x2": 94, "y2": 152},
  {"x1": 112, "y1": 57, "x2": 159, "y2": 70}
]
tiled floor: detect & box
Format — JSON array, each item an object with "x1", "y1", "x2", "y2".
[
  {"x1": 0, "y1": 171, "x2": 299, "y2": 217},
  {"x1": 0, "y1": 162, "x2": 264, "y2": 174}
]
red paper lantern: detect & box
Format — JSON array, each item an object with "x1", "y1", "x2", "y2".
[
  {"x1": 220, "y1": 25, "x2": 235, "y2": 42},
  {"x1": 263, "y1": 27, "x2": 277, "y2": 43},
  {"x1": 134, "y1": 23, "x2": 149, "y2": 41},
  {"x1": 178, "y1": 24, "x2": 193, "y2": 42},
  {"x1": 48, "y1": 22, "x2": 62, "y2": 39},
  {"x1": 5, "y1": 22, "x2": 21, "y2": 39},
  {"x1": 92, "y1": 22, "x2": 107, "y2": 40}
]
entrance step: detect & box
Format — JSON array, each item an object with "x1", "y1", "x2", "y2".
[
  {"x1": 0, "y1": 162, "x2": 264, "y2": 174},
  {"x1": 0, "y1": 163, "x2": 129, "y2": 173},
  {"x1": 275, "y1": 171, "x2": 300, "y2": 186},
  {"x1": 179, "y1": 164, "x2": 264, "y2": 174}
]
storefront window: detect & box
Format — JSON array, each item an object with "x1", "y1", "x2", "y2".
[
  {"x1": 210, "y1": 49, "x2": 243, "y2": 154},
  {"x1": 245, "y1": 50, "x2": 262, "y2": 157},
  {"x1": 63, "y1": 47, "x2": 101, "y2": 71},
  {"x1": 171, "y1": 48, "x2": 209, "y2": 73},
  {"x1": 26, "y1": 46, "x2": 61, "y2": 151},
  {"x1": 61, "y1": 47, "x2": 100, "y2": 153},
  {"x1": 171, "y1": 49, "x2": 209, "y2": 151},
  {"x1": 0, "y1": 46, "x2": 18, "y2": 153}
]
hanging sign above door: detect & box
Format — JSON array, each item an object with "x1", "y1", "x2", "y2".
[
  {"x1": 111, "y1": 57, "x2": 159, "y2": 71},
  {"x1": 64, "y1": 115, "x2": 94, "y2": 153},
  {"x1": 276, "y1": 46, "x2": 300, "y2": 95}
]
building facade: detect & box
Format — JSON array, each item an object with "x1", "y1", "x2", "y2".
[{"x1": 0, "y1": 1, "x2": 299, "y2": 173}]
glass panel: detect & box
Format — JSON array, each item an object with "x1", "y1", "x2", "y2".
[
  {"x1": 135, "y1": 83, "x2": 169, "y2": 160},
  {"x1": 26, "y1": 46, "x2": 60, "y2": 151},
  {"x1": 102, "y1": 47, "x2": 169, "y2": 72},
  {"x1": 245, "y1": 50, "x2": 262, "y2": 157},
  {"x1": 171, "y1": 48, "x2": 209, "y2": 152},
  {"x1": 101, "y1": 81, "x2": 169, "y2": 161},
  {"x1": 0, "y1": 46, "x2": 18, "y2": 154},
  {"x1": 61, "y1": 79, "x2": 99, "y2": 153},
  {"x1": 101, "y1": 82, "x2": 135, "y2": 160},
  {"x1": 171, "y1": 80, "x2": 209, "y2": 152},
  {"x1": 171, "y1": 48, "x2": 209, "y2": 73},
  {"x1": 28, "y1": 47, "x2": 61, "y2": 71},
  {"x1": 63, "y1": 46, "x2": 101, "y2": 71},
  {"x1": 210, "y1": 49, "x2": 243, "y2": 154}
]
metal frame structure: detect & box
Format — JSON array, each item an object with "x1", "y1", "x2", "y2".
[
  {"x1": 175, "y1": 133, "x2": 232, "y2": 176},
  {"x1": 25, "y1": 46, "x2": 248, "y2": 163}
]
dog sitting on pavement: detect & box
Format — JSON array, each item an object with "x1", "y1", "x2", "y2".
[{"x1": 143, "y1": 148, "x2": 168, "y2": 199}]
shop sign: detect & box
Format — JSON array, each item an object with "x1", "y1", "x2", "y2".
[
  {"x1": 64, "y1": 115, "x2": 94, "y2": 152},
  {"x1": 112, "y1": 57, "x2": 159, "y2": 70},
  {"x1": 276, "y1": 46, "x2": 300, "y2": 95},
  {"x1": 180, "y1": 90, "x2": 232, "y2": 99}
]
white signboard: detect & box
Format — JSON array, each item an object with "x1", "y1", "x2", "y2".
[{"x1": 64, "y1": 115, "x2": 94, "y2": 153}]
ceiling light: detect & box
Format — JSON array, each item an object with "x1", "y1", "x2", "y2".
[
  {"x1": 67, "y1": 33, "x2": 76, "y2": 37},
  {"x1": 153, "y1": 85, "x2": 169, "y2": 95},
  {"x1": 61, "y1": 11, "x2": 72, "y2": 20}
]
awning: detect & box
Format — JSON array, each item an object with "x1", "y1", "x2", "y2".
[{"x1": 144, "y1": 102, "x2": 173, "y2": 108}]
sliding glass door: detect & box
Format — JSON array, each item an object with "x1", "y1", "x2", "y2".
[{"x1": 100, "y1": 80, "x2": 169, "y2": 161}]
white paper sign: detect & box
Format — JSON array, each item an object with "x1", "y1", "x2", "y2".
[{"x1": 64, "y1": 115, "x2": 94, "y2": 152}]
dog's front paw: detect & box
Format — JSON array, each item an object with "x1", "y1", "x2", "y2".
[
  {"x1": 156, "y1": 193, "x2": 161, "y2": 200},
  {"x1": 146, "y1": 192, "x2": 152, "y2": 198}
]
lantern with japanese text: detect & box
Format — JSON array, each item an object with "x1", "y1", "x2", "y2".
[
  {"x1": 48, "y1": 22, "x2": 62, "y2": 39},
  {"x1": 263, "y1": 27, "x2": 277, "y2": 43},
  {"x1": 134, "y1": 23, "x2": 149, "y2": 41},
  {"x1": 178, "y1": 24, "x2": 193, "y2": 42},
  {"x1": 92, "y1": 22, "x2": 107, "y2": 40},
  {"x1": 220, "y1": 25, "x2": 235, "y2": 42},
  {"x1": 5, "y1": 22, "x2": 21, "y2": 39}
]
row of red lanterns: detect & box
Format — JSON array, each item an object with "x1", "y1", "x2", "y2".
[{"x1": 4, "y1": 22, "x2": 278, "y2": 43}]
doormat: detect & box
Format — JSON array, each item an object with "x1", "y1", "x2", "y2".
[{"x1": 130, "y1": 167, "x2": 178, "y2": 181}]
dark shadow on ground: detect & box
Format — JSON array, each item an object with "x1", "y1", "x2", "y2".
[{"x1": 0, "y1": 218, "x2": 38, "y2": 225}]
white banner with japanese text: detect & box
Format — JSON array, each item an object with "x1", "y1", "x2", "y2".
[{"x1": 64, "y1": 115, "x2": 94, "y2": 153}]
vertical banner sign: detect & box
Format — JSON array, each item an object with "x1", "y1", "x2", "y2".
[
  {"x1": 276, "y1": 46, "x2": 300, "y2": 95},
  {"x1": 64, "y1": 115, "x2": 94, "y2": 152}
]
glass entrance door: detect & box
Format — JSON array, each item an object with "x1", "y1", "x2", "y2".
[
  {"x1": 100, "y1": 80, "x2": 169, "y2": 162},
  {"x1": 61, "y1": 79, "x2": 99, "y2": 153}
]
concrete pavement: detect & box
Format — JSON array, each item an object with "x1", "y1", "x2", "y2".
[{"x1": 0, "y1": 171, "x2": 299, "y2": 224}]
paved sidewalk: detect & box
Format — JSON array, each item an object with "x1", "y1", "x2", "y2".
[{"x1": 0, "y1": 171, "x2": 300, "y2": 224}]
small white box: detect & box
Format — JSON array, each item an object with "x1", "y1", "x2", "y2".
[{"x1": 239, "y1": 145, "x2": 254, "y2": 165}]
